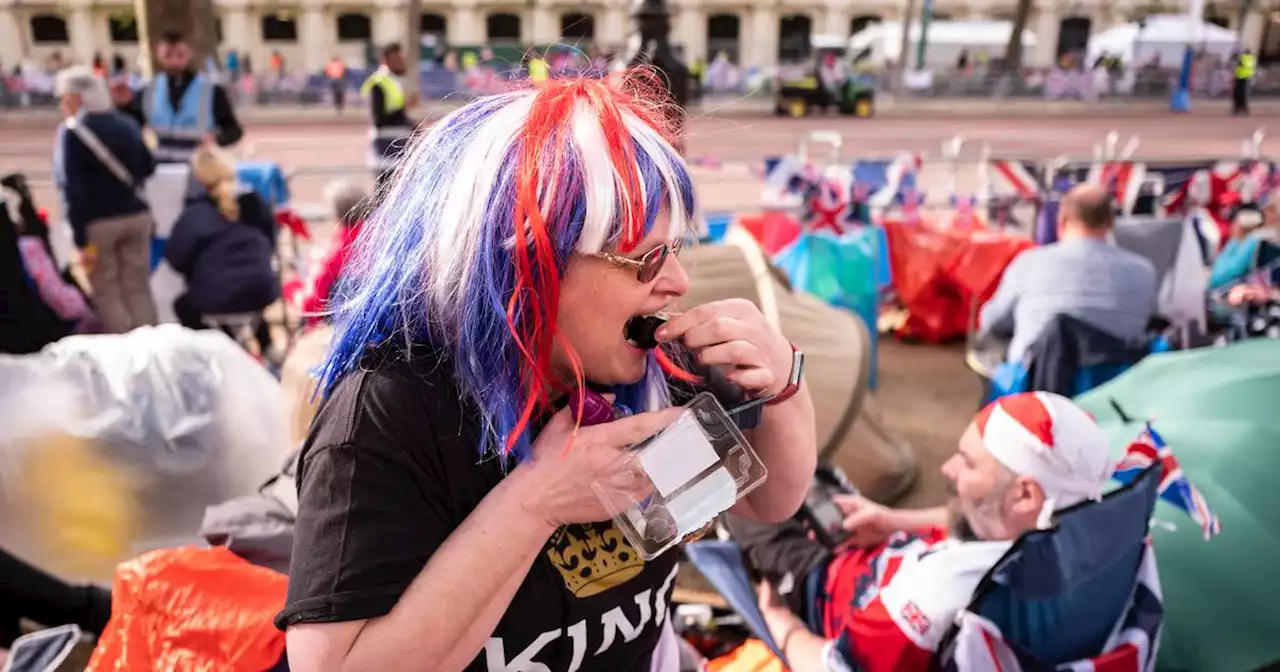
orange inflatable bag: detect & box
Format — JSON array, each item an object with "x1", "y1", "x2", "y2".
[
  {"x1": 87, "y1": 546, "x2": 288, "y2": 672},
  {"x1": 708, "y1": 639, "x2": 789, "y2": 672}
]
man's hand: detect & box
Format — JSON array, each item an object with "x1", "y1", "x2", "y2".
[
  {"x1": 201, "y1": 133, "x2": 217, "y2": 147},
  {"x1": 1228, "y1": 283, "x2": 1272, "y2": 306},
  {"x1": 832, "y1": 493, "x2": 898, "y2": 548}
]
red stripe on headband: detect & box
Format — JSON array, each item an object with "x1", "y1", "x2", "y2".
[{"x1": 981, "y1": 393, "x2": 1056, "y2": 449}]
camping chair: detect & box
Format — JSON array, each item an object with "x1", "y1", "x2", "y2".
[
  {"x1": 934, "y1": 463, "x2": 1163, "y2": 669},
  {"x1": 973, "y1": 318, "x2": 1170, "y2": 405}
]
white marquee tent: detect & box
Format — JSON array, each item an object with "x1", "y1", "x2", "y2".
[
  {"x1": 1086, "y1": 15, "x2": 1240, "y2": 66},
  {"x1": 848, "y1": 20, "x2": 1037, "y2": 68}
]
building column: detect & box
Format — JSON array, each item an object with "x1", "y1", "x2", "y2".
[
  {"x1": 68, "y1": 4, "x2": 95, "y2": 65},
  {"x1": 535, "y1": 4, "x2": 558, "y2": 43},
  {"x1": 374, "y1": 6, "x2": 403, "y2": 47},
  {"x1": 748, "y1": 5, "x2": 777, "y2": 68},
  {"x1": 300, "y1": 6, "x2": 327, "y2": 71},
  {"x1": 601, "y1": 5, "x2": 627, "y2": 49},
  {"x1": 677, "y1": 4, "x2": 706, "y2": 61},
  {"x1": 449, "y1": 5, "x2": 483, "y2": 44},
  {"x1": 1032, "y1": 6, "x2": 1061, "y2": 68},
  {"x1": 223, "y1": 7, "x2": 252, "y2": 51},
  {"x1": 1242, "y1": 7, "x2": 1267, "y2": 53},
  {"x1": 822, "y1": 6, "x2": 850, "y2": 36},
  {"x1": 0, "y1": 9, "x2": 25, "y2": 66}
]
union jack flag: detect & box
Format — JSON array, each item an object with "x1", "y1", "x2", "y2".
[
  {"x1": 1112, "y1": 422, "x2": 1221, "y2": 541},
  {"x1": 988, "y1": 159, "x2": 1041, "y2": 201},
  {"x1": 1090, "y1": 161, "x2": 1146, "y2": 214},
  {"x1": 804, "y1": 178, "x2": 848, "y2": 234},
  {"x1": 1237, "y1": 160, "x2": 1276, "y2": 205},
  {"x1": 897, "y1": 187, "x2": 926, "y2": 226}
]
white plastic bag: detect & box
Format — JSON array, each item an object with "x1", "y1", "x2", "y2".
[{"x1": 0, "y1": 325, "x2": 290, "y2": 581}]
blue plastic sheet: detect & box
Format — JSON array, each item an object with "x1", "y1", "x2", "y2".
[{"x1": 773, "y1": 228, "x2": 886, "y2": 387}]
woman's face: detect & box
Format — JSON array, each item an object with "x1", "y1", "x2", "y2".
[{"x1": 553, "y1": 210, "x2": 690, "y2": 387}]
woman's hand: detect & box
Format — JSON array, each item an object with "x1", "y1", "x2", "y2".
[
  {"x1": 513, "y1": 405, "x2": 683, "y2": 529},
  {"x1": 657, "y1": 298, "x2": 793, "y2": 396}
]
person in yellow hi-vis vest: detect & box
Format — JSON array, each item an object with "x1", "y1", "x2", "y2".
[
  {"x1": 1233, "y1": 48, "x2": 1256, "y2": 116},
  {"x1": 528, "y1": 56, "x2": 550, "y2": 86},
  {"x1": 361, "y1": 43, "x2": 415, "y2": 187}
]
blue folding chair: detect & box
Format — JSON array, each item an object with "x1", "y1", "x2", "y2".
[{"x1": 935, "y1": 463, "x2": 1163, "y2": 667}]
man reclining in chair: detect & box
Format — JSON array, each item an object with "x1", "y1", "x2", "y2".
[
  {"x1": 740, "y1": 391, "x2": 1118, "y2": 671},
  {"x1": 978, "y1": 184, "x2": 1158, "y2": 365}
]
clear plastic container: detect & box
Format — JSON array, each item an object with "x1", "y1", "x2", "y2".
[{"x1": 592, "y1": 392, "x2": 769, "y2": 560}]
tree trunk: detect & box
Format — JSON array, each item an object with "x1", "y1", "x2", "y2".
[
  {"x1": 1002, "y1": 0, "x2": 1035, "y2": 72},
  {"x1": 133, "y1": 0, "x2": 219, "y2": 77}
]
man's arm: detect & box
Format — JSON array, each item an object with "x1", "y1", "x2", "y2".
[
  {"x1": 211, "y1": 84, "x2": 244, "y2": 146},
  {"x1": 977, "y1": 256, "x2": 1023, "y2": 339},
  {"x1": 60, "y1": 132, "x2": 90, "y2": 248},
  {"x1": 369, "y1": 84, "x2": 391, "y2": 127}
]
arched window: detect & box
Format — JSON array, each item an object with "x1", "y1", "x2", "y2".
[
  {"x1": 778, "y1": 14, "x2": 812, "y2": 62},
  {"x1": 261, "y1": 13, "x2": 298, "y2": 42},
  {"x1": 849, "y1": 15, "x2": 879, "y2": 37},
  {"x1": 706, "y1": 14, "x2": 740, "y2": 63},
  {"x1": 336, "y1": 12, "x2": 372, "y2": 42},
  {"x1": 1056, "y1": 16, "x2": 1092, "y2": 60},
  {"x1": 421, "y1": 13, "x2": 447, "y2": 38},
  {"x1": 561, "y1": 12, "x2": 594, "y2": 42},
  {"x1": 30, "y1": 14, "x2": 69, "y2": 43},
  {"x1": 487, "y1": 12, "x2": 521, "y2": 43},
  {"x1": 108, "y1": 12, "x2": 139, "y2": 43}
]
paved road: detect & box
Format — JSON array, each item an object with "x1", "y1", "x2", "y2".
[{"x1": 2, "y1": 113, "x2": 1270, "y2": 218}]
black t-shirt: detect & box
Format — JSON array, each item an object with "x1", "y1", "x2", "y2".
[{"x1": 276, "y1": 347, "x2": 684, "y2": 671}]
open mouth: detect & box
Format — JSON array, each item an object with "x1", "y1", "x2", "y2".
[{"x1": 625, "y1": 313, "x2": 669, "y2": 350}]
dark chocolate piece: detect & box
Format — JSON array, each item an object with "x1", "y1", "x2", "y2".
[{"x1": 625, "y1": 315, "x2": 668, "y2": 350}]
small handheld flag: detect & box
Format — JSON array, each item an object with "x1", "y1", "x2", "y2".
[{"x1": 1112, "y1": 421, "x2": 1221, "y2": 541}]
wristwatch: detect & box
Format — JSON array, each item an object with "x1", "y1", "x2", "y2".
[{"x1": 765, "y1": 344, "x2": 805, "y2": 406}]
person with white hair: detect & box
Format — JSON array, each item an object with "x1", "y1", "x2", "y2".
[
  {"x1": 747, "y1": 392, "x2": 1128, "y2": 671},
  {"x1": 53, "y1": 65, "x2": 158, "y2": 334},
  {"x1": 281, "y1": 180, "x2": 368, "y2": 328}
]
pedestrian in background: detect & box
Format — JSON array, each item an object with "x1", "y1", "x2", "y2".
[
  {"x1": 326, "y1": 56, "x2": 347, "y2": 114},
  {"x1": 53, "y1": 65, "x2": 158, "y2": 334},
  {"x1": 1232, "y1": 48, "x2": 1255, "y2": 116}
]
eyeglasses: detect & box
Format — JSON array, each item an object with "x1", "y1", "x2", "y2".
[{"x1": 590, "y1": 240, "x2": 684, "y2": 283}]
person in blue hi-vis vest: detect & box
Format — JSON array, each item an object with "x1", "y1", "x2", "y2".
[
  {"x1": 361, "y1": 43, "x2": 417, "y2": 189},
  {"x1": 122, "y1": 32, "x2": 243, "y2": 164}
]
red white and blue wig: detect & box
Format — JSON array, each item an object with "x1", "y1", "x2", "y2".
[{"x1": 318, "y1": 76, "x2": 696, "y2": 462}]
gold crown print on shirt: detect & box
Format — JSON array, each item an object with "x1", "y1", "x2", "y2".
[{"x1": 546, "y1": 521, "x2": 645, "y2": 598}]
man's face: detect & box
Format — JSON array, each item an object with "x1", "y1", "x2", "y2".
[
  {"x1": 59, "y1": 92, "x2": 82, "y2": 117},
  {"x1": 387, "y1": 50, "x2": 407, "y2": 75},
  {"x1": 156, "y1": 41, "x2": 192, "y2": 73},
  {"x1": 941, "y1": 424, "x2": 1043, "y2": 541}
]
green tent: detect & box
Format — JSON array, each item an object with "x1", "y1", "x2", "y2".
[{"x1": 1076, "y1": 339, "x2": 1280, "y2": 672}]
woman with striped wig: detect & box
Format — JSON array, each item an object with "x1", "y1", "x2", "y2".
[{"x1": 278, "y1": 74, "x2": 816, "y2": 672}]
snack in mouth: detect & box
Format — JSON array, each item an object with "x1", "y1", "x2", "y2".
[{"x1": 625, "y1": 314, "x2": 668, "y2": 350}]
